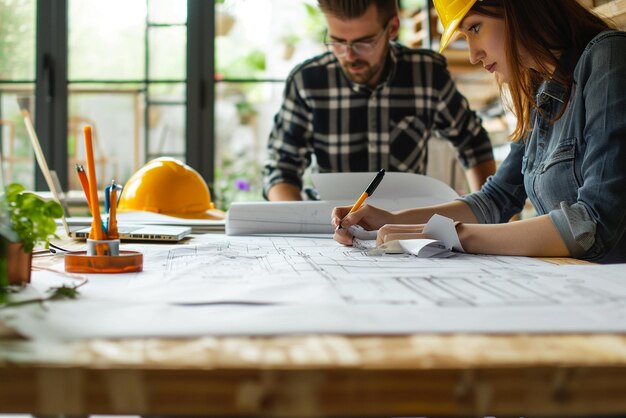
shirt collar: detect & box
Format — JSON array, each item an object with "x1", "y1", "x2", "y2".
[
  {"x1": 535, "y1": 42, "x2": 582, "y2": 108},
  {"x1": 536, "y1": 79, "x2": 566, "y2": 108}
]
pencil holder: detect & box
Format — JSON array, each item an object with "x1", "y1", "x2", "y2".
[
  {"x1": 65, "y1": 250, "x2": 143, "y2": 274},
  {"x1": 86, "y1": 238, "x2": 120, "y2": 256}
]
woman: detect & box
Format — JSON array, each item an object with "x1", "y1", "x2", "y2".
[{"x1": 332, "y1": 0, "x2": 626, "y2": 263}]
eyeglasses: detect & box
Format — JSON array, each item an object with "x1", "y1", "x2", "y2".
[{"x1": 324, "y1": 23, "x2": 390, "y2": 58}]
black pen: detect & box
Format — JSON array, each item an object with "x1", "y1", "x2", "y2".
[{"x1": 337, "y1": 169, "x2": 385, "y2": 230}]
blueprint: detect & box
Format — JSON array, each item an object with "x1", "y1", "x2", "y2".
[{"x1": 3, "y1": 234, "x2": 626, "y2": 339}]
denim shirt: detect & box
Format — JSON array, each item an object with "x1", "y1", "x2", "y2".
[{"x1": 460, "y1": 31, "x2": 626, "y2": 263}]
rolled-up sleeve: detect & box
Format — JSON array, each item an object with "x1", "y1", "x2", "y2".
[
  {"x1": 549, "y1": 202, "x2": 596, "y2": 258},
  {"x1": 459, "y1": 139, "x2": 528, "y2": 223}
]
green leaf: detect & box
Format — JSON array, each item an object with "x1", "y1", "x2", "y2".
[
  {"x1": 3, "y1": 183, "x2": 63, "y2": 253},
  {"x1": 47, "y1": 285, "x2": 81, "y2": 300},
  {"x1": 0, "y1": 284, "x2": 81, "y2": 308}
]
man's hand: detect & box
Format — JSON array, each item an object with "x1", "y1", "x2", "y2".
[{"x1": 267, "y1": 183, "x2": 302, "y2": 201}]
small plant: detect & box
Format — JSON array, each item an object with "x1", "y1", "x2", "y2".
[
  {"x1": 213, "y1": 152, "x2": 263, "y2": 211},
  {"x1": 3, "y1": 183, "x2": 63, "y2": 253}
]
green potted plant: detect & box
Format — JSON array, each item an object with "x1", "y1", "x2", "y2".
[{"x1": 0, "y1": 183, "x2": 63, "y2": 287}]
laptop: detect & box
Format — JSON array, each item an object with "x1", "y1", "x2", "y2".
[
  {"x1": 62, "y1": 213, "x2": 192, "y2": 242},
  {"x1": 17, "y1": 96, "x2": 192, "y2": 242}
]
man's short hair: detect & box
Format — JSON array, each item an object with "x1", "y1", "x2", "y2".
[{"x1": 317, "y1": 0, "x2": 398, "y2": 25}]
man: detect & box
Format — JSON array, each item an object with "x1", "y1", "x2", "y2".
[{"x1": 263, "y1": 0, "x2": 496, "y2": 201}]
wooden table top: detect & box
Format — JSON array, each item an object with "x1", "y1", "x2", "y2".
[{"x1": 2, "y1": 239, "x2": 624, "y2": 417}]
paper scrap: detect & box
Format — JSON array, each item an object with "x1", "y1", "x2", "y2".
[
  {"x1": 423, "y1": 214, "x2": 464, "y2": 252},
  {"x1": 358, "y1": 214, "x2": 463, "y2": 258}
]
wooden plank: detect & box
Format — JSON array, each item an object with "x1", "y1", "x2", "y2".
[
  {"x1": 3, "y1": 335, "x2": 626, "y2": 415},
  {"x1": 3, "y1": 365, "x2": 626, "y2": 416}
]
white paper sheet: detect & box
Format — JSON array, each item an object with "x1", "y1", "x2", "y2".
[
  {"x1": 311, "y1": 172, "x2": 459, "y2": 201},
  {"x1": 373, "y1": 239, "x2": 454, "y2": 258},
  {"x1": 423, "y1": 214, "x2": 464, "y2": 252},
  {"x1": 9, "y1": 300, "x2": 626, "y2": 340},
  {"x1": 4, "y1": 234, "x2": 626, "y2": 340},
  {"x1": 227, "y1": 196, "x2": 453, "y2": 236}
]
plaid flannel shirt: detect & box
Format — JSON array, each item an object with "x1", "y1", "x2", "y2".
[{"x1": 263, "y1": 43, "x2": 494, "y2": 197}]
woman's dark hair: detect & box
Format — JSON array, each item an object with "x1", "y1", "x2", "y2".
[
  {"x1": 317, "y1": 0, "x2": 398, "y2": 25},
  {"x1": 470, "y1": 0, "x2": 612, "y2": 141}
]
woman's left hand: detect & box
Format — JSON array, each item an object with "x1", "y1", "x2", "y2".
[{"x1": 377, "y1": 224, "x2": 429, "y2": 246}]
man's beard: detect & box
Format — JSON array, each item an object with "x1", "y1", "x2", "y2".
[{"x1": 341, "y1": 59, "x2": 381, "y2": 86}]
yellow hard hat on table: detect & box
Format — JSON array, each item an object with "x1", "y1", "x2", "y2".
[
  {"x1": 118, "y1": 157, "x2": 225, "y2": 220},
  {"x1": 433, "y1": 0, "x2": 479, "y2": 52}
]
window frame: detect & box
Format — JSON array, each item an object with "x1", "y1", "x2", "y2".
[{"x1": 29, "y1": 0, "x2": 215, "y2": 190}]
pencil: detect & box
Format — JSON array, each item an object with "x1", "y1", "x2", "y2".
[
  {"x1": 84, "y1": 126, "x2": 105, "y2": 244},
  {"x1": 337, "y1": 169, "x2": 386, "y2": 230},
  {"x1": 108, "y1": 182, "x2": 119, "y2": 240},
  {"x1": 75, "y1": 164, "x2": 93, "y2": 216}
]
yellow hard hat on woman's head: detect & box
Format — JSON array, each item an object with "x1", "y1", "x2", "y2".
[
  {"x1": 433, "y1": 0, "x2": 479, "y2": 52},
  {"x1": 118, "y1": 157, "x2": 225, "y2": 220}
]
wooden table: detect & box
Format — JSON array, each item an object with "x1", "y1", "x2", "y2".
[
  {"x1": 2, "y1": 244, "x2": 625, "y2": 417},
  {"x1": 2, "y1": 333, "x2": 626, "y2": 417}
]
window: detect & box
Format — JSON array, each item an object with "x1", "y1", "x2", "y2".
[
  {"x1": 1, "y1": 1, "x2": 330, "y2": 211},
  {"x1": 213, "y1": 0, "x2": 324, "y2": 208},
  {"x1": 68, "y1": 0, "x2": 187, "y2": 190},
  {"x1": 0, "y1": 0, "x2": 36, "y2": 189}
]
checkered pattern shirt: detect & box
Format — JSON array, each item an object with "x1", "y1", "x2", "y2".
[{"x1": 263, "y1": 43, "x2": 494, "y2": 197}]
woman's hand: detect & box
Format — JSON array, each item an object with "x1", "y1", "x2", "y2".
[
  {"x1": 332, "y1": 204, "x2": 396, "y2": 246},
  {"x1": 376, "y1": 224, "x2": 428, "y2": 246}
]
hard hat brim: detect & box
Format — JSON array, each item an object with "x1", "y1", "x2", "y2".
[
  {"x1": 163, "y1": 208, "x2": 226, "y2": 220},
  {"x1": 438, "y1": 0, "x2": 478, "y2": 53}
]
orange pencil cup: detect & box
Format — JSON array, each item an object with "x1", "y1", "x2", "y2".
[{"x1": 65, "y1": 249, "x2": 143, "y2": 274}]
